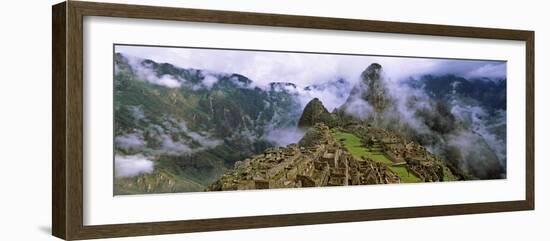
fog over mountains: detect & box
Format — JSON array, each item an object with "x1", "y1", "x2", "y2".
[{"x1": 113, "y1": 46, "x2": 506, "y2": 194}]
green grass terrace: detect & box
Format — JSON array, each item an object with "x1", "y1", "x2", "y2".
[{"x1": 332, "y1": 130, "x2": 421, "y2": 183}]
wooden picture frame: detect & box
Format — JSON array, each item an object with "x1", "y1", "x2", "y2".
[{"x1": 52, "y1": 1, "x2": 534, "y2": 240}]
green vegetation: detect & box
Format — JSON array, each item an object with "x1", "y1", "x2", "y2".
[
  {"x1": 112, "y1": 53, "x2": 493, "y2": 195},
  {"x1": 113, "y1": 54, "x2": 303, "y2": 194},
  {"x1": 442, "y1": 165, "x2": 458, "y2": 182},
  {"x1": 114, "y1": 167, "x2": 205, "y2": 195},
  {"x1": 388, "y1": 165, "x2": 421, "y2": 183},
  {"x1": 333, "y1": 130, "x2": 421, "y2": 183}
]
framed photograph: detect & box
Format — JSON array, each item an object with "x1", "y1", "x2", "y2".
[{"x1": 52, "y1": 1, "x2": 534, "y2": 240}]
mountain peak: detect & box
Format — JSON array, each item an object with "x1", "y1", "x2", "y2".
[
  {"x1": 361, "y1": 63, "x2": 383, "y2": 82},
  {"x1": 361, "y1": 63, "x2": 393, "y2": 113},
  {"x1": 298, "y1": 98, "x2": 335, "y2": 128},
  {"x1": 341, "y1": 63, "x2": 393, "y2": 116}
]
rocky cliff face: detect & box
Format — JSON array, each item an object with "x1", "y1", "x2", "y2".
[
  {"x1": 207, "y1": 123, "x2": 401, "y2": 191},
  {"x1": 347, "y1": 63, "x2": 394, "y2": 114}
]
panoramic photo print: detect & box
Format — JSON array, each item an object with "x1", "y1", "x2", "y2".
[{"x1": 113, "y1": 45, "x2": 507, "y2": 195}]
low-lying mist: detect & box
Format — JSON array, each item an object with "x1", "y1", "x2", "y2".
[{"x1": 334, "y1": 65, "x2": 506, "y2": 179}]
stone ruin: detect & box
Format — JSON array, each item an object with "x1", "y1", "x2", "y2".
[
  {"x1": 206, "y1": 123, "x2": 401, "y2": 191},
  {"x1": 351, "y1": 125, "x2": 448, "y2": 182}
]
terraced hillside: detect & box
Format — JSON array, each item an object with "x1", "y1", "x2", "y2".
[
  {"x1": 207, "y1": 123, "x2": 401, "y2": 191},
  {"x1": 333, "y1": 131, "x2": 421, "y2": 183}
]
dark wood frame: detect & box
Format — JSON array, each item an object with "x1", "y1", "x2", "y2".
[{"x1": 52, "y1": 1, "x2": 535, "y2": 240}]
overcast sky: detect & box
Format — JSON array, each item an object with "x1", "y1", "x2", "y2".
[{"x1": 115, "y1": 45, "x2": 506, "y2": 88}]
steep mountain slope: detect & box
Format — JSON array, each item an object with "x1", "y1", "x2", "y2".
[
  {"x1": 409, "y1": 74, "x2": 506, "y2": 112},
  {"x1": 410, "y1": 74, "x2": 507, "y2": 162},
  {"x1": 338, "y1": 63, "x2": 504, "y2": 179},
  {"x1": 297, "y1": 98, "x2": 335, "y2": 128},
  {"x1": 113, "y1": 53, "x2": 302, "y2": 194}
]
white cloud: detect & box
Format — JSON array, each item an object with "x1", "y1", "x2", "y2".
[
  {"x1": 178, "y1": 121, "x2": 222, "y2": 148},
  {"x1": 124, "y1": 54, "x2": 184, "y2": 88},
  {"x1": 159, "y1": 133, "x2": 192, "y2": 155},
  {"x1": 115, "y1": 154, "x2": 154, "y2": 178},
  {"x1": 428, "y1": 60, "x2": 507, "y2": 80},
  {"x1": 116, "y1": 45, "x2": 505, "y2": 94},
  {"x1": 115, "y1": 133, "x2": 146, "y2": 151},
  {"x1": 464, "y1": 62, "x2": 507, "y2": 80},
  {"x1": 129, "y1": 105, "x2": 145, "y2": 120},
  {"x1": 264, "y1": 127, "x2": 305, "y2": 147},
  {"x1": 343, "y1": 95, "x2": 374, "y2": 120},
  {"x1": 201, "y1": 74, "x2": 219, "y2": 89},
  {"x1": 116, "y1": 45, "x2": 503, "y2": 112},
  {"x1": 146, "y1": 119, "x2": 222, "y2": 156},
  {"x1": 154, "y1": 74, "x2": 182, "y2": 88}
]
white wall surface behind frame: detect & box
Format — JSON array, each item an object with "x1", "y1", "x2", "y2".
[
  {"x1": 83, "y1": 15, "x2": 526, "y2": 225},
  {"x1": 1, "y1": 0, "x2": 548, "y2": 241}
]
